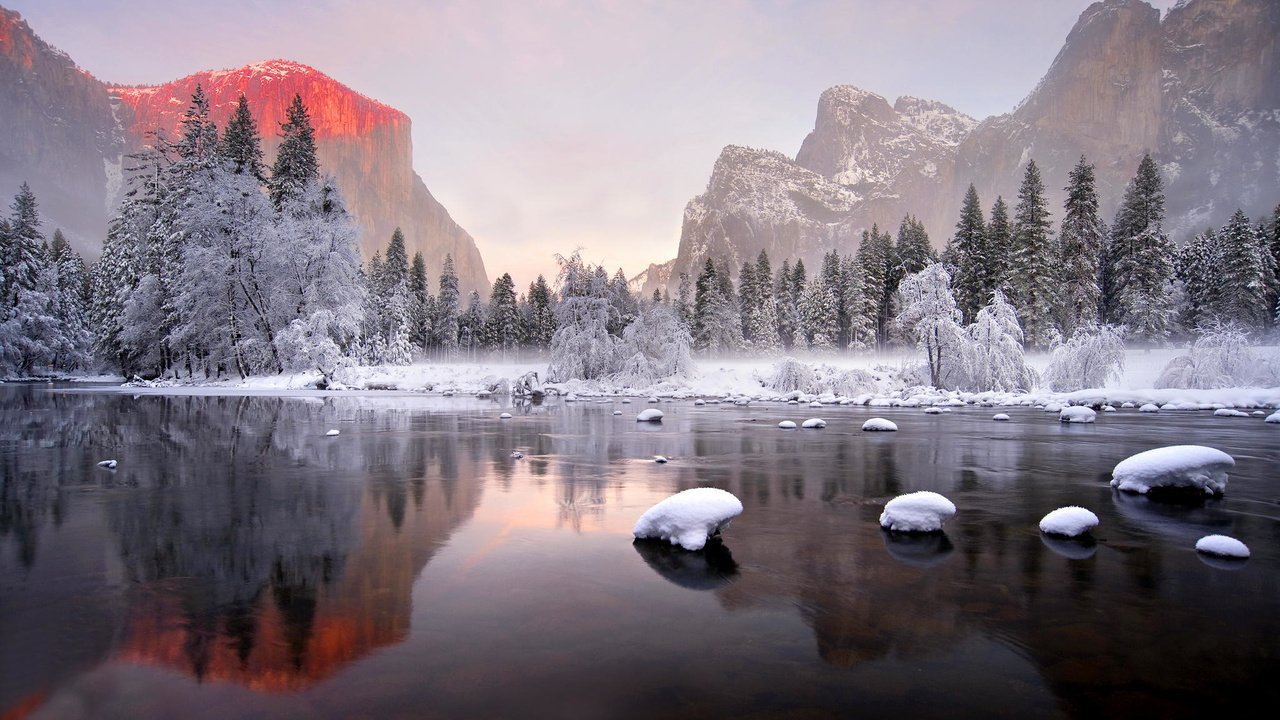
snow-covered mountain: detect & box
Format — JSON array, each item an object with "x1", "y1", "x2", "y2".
[
  {"x1": 648, "y1": 0, "x2": 1280, "y2": 297},
  {"x1": 0, "y1": 8, "x2": 489, "y2": 294}
]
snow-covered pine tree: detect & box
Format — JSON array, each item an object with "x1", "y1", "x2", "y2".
[
  {"x1": 799, "y1": 274, "x2": 839, "y2": 349},
  {"x1": 0, "y1": 184, "x2": 61, "y2": 376},
  {"x1": 607, "y1": 268, "x2": 636, "y2": 336},
  {"x1": 674, "y1": 271, "x2": 693, "y2": 330},
  {"x1": 987, "y1": 196, "x2": 1012, "y2": 292},
  {"x1": 434, "y1": 254, "x2": 461, "y2": 355},
  {"x1": 526, "y1": 274, "x2": 555, "y2": 350},
  {"x1": 692, "y1": 258, "x2": 717, "y2": 351},
  {"x1": 1008, "y1": 159, "x2": 1060, "y2": 348},
  {"x1": 775, "y1": 259, "x2": 797, "y2": 349},
  {"x1": 548, "y1": 252, "x2": 617, "y2": 381},
  {"x1": 484, "y1": 272, "x2": 521, "y2": 355},
  {"x1": 819, "y1": 250, "x2": 847, "y2": 348},
  {"x1": 177, "y1": 84, "x2": 220, "y2": 164},
  {"x1": 613, "y1": 301, "x2": 694, "y2": 387},
  {"x1": 269, "y1": 94, "x2": 319, "y2": 210},
  {"x1": 841, "y1": 254, "x2": 875, "y2": 350},
  {"x1": 951, "y1": 184, "x2": 988, "y2": 323},
  {"x1": 1210, "y1": 209, "x2": 1270, "y2": 330},
  {"x1": 895, "y1": 263, "x2": 968, "y2": 389},
  {"x1": 1269, "y1": 204, "x2": 1280, "y2": 325},
  {"x1": 1109, "y1": 153, "x2": 1174, "y2": 344},
  {"x1": 222, "y1": 93, "x2": 265, "y2": 180},
  {"x1": 788, "y1": 259, "x2": 808, "y2": 349},
  {"x1": 1174, "y1": 229, "x2": 1219, "y2": 332},
  {"x1": 737, "y1": 260, "x2": 758, "y2": 346},
  {"x1": 91, "y1": 158, "x2": 160, "y2": 374},
  {"x1": 458, "y1": 290, "x2": 485, "y2": 357},
  {"x1": 1058, "y1": 156, "x2": 1104, "y2": 337},
  {"x1": 48, "y1": 229, "x2": 94, "y2": 371},
  {"x1": 751, "y1": 250, "x2": 780, "y2": 353}
]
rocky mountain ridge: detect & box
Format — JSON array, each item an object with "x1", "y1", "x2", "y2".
[
  {"x1": 0, "y1": 8, "x2": 489, "y2": 293},
  {"x1": 648, "y1": 0, "x2": 1280, "y2": 297}
]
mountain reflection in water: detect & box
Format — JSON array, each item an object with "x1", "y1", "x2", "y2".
[{"x1": 1, "y1": 385, "x2": 1277, "y2": 720}]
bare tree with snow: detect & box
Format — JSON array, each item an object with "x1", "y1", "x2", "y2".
[{"x1": 1042, "y1": 323, "x2": 1125, "y2": 392}]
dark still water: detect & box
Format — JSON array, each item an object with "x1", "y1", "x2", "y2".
[{"x1": 2, "y1": 385, "x2": 1277, "y2": 720}]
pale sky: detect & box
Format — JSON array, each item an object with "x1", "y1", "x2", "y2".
[{"x1": 10, "y1": 0, "x2": 1178, "y2": 290}]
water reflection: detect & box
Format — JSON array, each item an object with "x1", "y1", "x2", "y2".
[
  {"x1": 632, "y1": 539, "x2": 738, "y2": 590},
  {"x1": 882, "y1": 529, "x2": 955, "y2": 567},
  {"x1": 1040, "y1": 533, "x2": 1098, "y2": 560}
]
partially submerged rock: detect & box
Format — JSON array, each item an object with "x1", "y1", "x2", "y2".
[
  {"x1": 633, "y1": 487, "x2": 743, "y2": 551},
  {"x1": 636, "y1": 408, "x2": 664, "y2": 423},
  {"x1": 862, "y1": 418, "x2": 898, "y2": 432},
  {"x1": 1111, "y1": 445, "x2": 1234, "y2": 496},
  {"x1": 1039, "y1": 506, "x2": 1099, "y2": 537},
  {"x1": 879, "y1": 491, "x2": 955, "y2": 533},
  {"x1": 1059, "y1": 406, "x2": 1096, "y2": 423}
]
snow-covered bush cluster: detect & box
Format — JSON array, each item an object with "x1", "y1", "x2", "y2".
[
  {"x1": 1154, "y1": 325, "x2": 1278, "y2": 389},
  {"x1": 1042, "y1": 324, "x2": 1126, "y2": 391}
]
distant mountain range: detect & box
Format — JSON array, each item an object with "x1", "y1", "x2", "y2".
[
  {"x1": 0, "y1": 7, "x2": 489, "y2": 294},
  {"x1": 641, "y1": 0, "x2": 1280, "y2": 296}
]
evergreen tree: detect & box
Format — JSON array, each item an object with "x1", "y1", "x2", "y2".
[
  {"x1": 841, "y1": 254, "x2": 874, "y2": 350},
  {"x1": 526, "y1": 274, "x2": 556, "y2": 350},
  {"x1": 222, "y1": 94, "x2": 265, "y2": 180},
  {"x1": 951, "y1": 184, "x2": 988, "y2": 323},
  {"x1": 1264, "y1": 204, "x2": 1280, "y2": 326},
  {"x1": 1211, "y1": 209, "x2": 1270, "y2": 329},
  {"x1": 1108, "y1": 153, "x2": 1174, "y2": 343},
  {"x1": 47, "y1": 230, "x2": 93, "y2": 370},
  {"x1": 383, "y1": 228, "x2": 409, "y2": 288},
  {"x1": 987, "y1": 196, "x2": 1013, "y2": 291},
  {"x1": 1058, "y1": 155, "x2": 1105, "y2": 337},
  {"x1": 177, "y1": 84, "x2": 219, "y2": 163},
  {"x1": 789, "y1": 259, "x2": 808, "y2": 348},
  {"x1": 799, "y1": 275, "x2": 839, "y2": 349},
  {"x1": 895, "y1": 215, "x2": 934, "y2": 277},
  {"x1": 1008, "y1": 159, "x2": 1059, "y2": 348},
  {"x1": 483, "y1": 272, "x2": 521, "y2": 354},
  {"x1": 857, "y1": 225, "x2": 897, "y2": 349},
  {"x1": 435, "y1": 254, "x2": 460, "y2": 354},
  {"x1": 737, "y1": 260, "x2": 758, "y2": 346},
  {"x1": 1, "y1": 182, "x2": 42, "y2": 308},
  {"x1": 1175, "y1": 229, "x2": 1219, "y2": 331},
  {"x1": 458, "y1": 290, "x2": 484, "y2": 355},
  {"x1": 607, "y1": 268, "x2": 637, "y2": 336},
  {"x1": 692, "y1": 257, "x2": 718, "y2": 350},
  {"x1": 269, "y1": 94, "x2": 319, "y2": 209},
  {"x1": 674, "y1": 272, "x2": 693, "y2": 329},
  {"x1": 750, "y1": 250, "x2": 780, "y2": 353},
  {"x1": 775, "y1": 259, "x2": 796, "y2": 348},
  {"x1": 408, "y1": 252, "x2": 430, "y2": 348}
]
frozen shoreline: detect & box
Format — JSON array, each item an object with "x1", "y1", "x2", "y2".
[{"x1": 50, "y1": 348, "x2": 1280, "y2": 410}]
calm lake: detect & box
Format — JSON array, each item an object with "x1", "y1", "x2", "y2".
[{"x1": 1, "y1": 383, "x2": 1277, "y2": 719}]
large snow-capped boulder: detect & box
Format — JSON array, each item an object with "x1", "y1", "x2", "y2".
[
  {"x1": 1059, "y1": 406, "x2": 1097, "y2": 423},
  {"x1": 1039, "y1": 506, "x2": 1099, "y2": 537},
  {"x1": 1266, "y1": 411, "x2": 1280, "y2": 424},
  {"x1": 993, "y1": 413, "x2": 1011, "y2": 421},
  {"x1": 1138, "y1": 403, "x2": 1160, "y2": 413},
  {"x1": 633, "y1": 487, "x2": 744, "y2": 551},
  {"x1": 1110, "y1": 445, "x2": 1234, "y2": 496},
  {"x1": 636, "y1": 408, "x2": 664, "y2": 423},
  {"x1": 879, "y1": 491, "x2": 956, "y2": 533},
  {"x1": 862, "y1": 418, "x2": 898, "y2": 432},
  {"x1": 801, "y1": 418, "x2": 826, "y2": 429},
  {"x1": 1195, "y1": 534, "x2": 1250, "y2": 559}
]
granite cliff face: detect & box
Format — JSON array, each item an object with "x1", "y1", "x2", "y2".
[
  {"x1": 652, "y1": 0, "x2": 1280, "y2": 296},
  {"x1": 0, "y1": 8, "x2": 488, "y2": 294}
]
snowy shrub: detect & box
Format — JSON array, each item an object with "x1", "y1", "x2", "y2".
[
  {"x1": 1154, "y1": 324, "x2": 1259, "y2": 389},
  {"x1": 767, "y1": 357, "x2": 816, "y2": 393},
  {"x1": 1042, "y1": 324, "x2": 1126, "y2": 392},
  {"x1": 965, "y1": 291, "x2": 1036, "y2": 392},
  {"x1": 276, "y1": 311, "x2": 350, "y2": 378},
  {"x1": 818, "y1": 367, "x2": 878, "y2": 396},
  {"x1": 612, "y1": 303, "x2": 695, "y2": 387}
]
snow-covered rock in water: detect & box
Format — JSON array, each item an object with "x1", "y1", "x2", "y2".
[
  {"x1": 923, "y1": 407, "x2": 943, "y2": 415},
  {"x1": 1266, "y1": 411, "x2": 1280, "y2": 424},
  {"x1": 1121, "y1": 402, "x2": 1135, "y2": 408},
  {"x1": 879, "y1": 491, "x2": 956, "y2": 533},
  {"x1": 633, "y1": 487, "x2": 744, "y2": 551},
  {"x1": 1194, "y1": 534, "x2": 1250, "y2": 559},
  {"x1": 621, "y1": 398, "x2": 632, "y2": 404},
  {"x1": 1250, "y1": 410, "x2": 1265, "y2": 417},
  {"x1": 787, "y1": 399, "x2": 799, "y2": 405},
  {"x1": 1213, "y1": 408, "x2": 1249, "y2": 418},
  {"x1": 500, "y1": 412, "x2": 512, "y2": 419},
  {"x1": 862, "y1": 418, "x2": 898, "y2": 432},
  {"x1": 654, "y1": 455, "x2": 669, "y2": 464},
  {"x1": 647, "y1": 396, "x2": 660, "y2": 403},
  {"x1": 1102, "y1": 405, "x2": 1117, "y2": 412},
  {"x1": 801, "y1": 418, "x2": 826, "y2": 429},
  {"x1": 993, "y1": 413, "x2": 1011, "y2": 421},
  {"x1": 1059, "y1": 406, "x2": 1096, "y2": 423},
  {"x1": 637, "y1": 408, "x2": 664, "y2": 422},
  {"x1": 565, "y1": 394, "x2": 578, "y2": 402},
  {"x1": 778, "y1": 420, "x2": 797, "y2": 429},
  {"x1": 693, "y1": 399, "x2": 706, "y2": 406},
  {"x1": 1039, "y1": 506, "x2": 1099, "y2": 537},
  {"x1": 613, "y1": 410, "x2": 623, "y2": 416},
  {"x1": 734, "y1": 398, "x2": 751, "y2": 406},
  {"x1": 1138, "y1": 403, "x2": 1160, "y2": 413},
  {"x1": 1044, "y1": 403, "x2": 1063, "y2": 413},
  {"x1": 96, "y1": 459, "x2": 118, "y2": 469},
  {"x1": 325, "y1": 429, "x2": 340, "y2": 437},
  {"x1": 511, "y1": 451, "x2": 524, "y2": 459},
  {"x1": 809, "y1": 401, "x2": 823, "y2": 408},
  {"x1": 1110, "y1": 445, "x2": 1234, "y2": 496}
]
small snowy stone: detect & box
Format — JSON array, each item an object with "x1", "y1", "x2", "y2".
[
  {"x1": 325, "y1": 429, "x2": 340, "y2": 437},
  {"x1": 500, "y1": 412, "x2": 512, "y2": 419},
  {"x1": 1039, "y1": 507, "x2": 1099, "y2": 537},
  {"x1": 809, "y1": 401, "x2": 823, "y2": 408},
  {"x1": 801, "y1": 418, "x2": 826, "y2": 429},
  {"x1": 511, "y1": 451, "x2": 524, "y2": 459},
  {"x1": 1111, "y1": 445, "x2": 1234, "y2": 496},
  {"x1": 1250, "y1": 410, "x2": 1265, "y2": 417},
  {"x1": 654, "y1": 455, "x2": 669, "y2": 464},
  {"x1": 862, "y1": 418, "x2": 898, "y2": 432},
  {"x1": 633, "y1": 487, "x2": 744, "y2": 551},
  {"x1": 647, "y1": 396, "x2": 659, "y2": 403},
  {"x1": 879, "y1": 491, "x2": 956, "y2": 533},
  {"x1": 693, "y1": 399, "x2": 706, "y2": 406},
  {"x1": 1121, "y1": 402, "x2": 1136, "y2": 408},
  {"x1": 1044, "y1": 403, "x2": 1063, "y2": 413},
  {"x1": 1266, "y1": 411, "x2": 1280, "y2": 424},
  {"x1": 1213, "y1": 408, "x2": 1249, "y2": 418},
  {"x1": 637, "y1": 408, "x2": 664, "y2": 423},
  {"x1": 1195, "y1": 534, "x2": 1250, "y2": 559},
  {"x1": 613, "y1": 410, "x2": 623, "y2": 415},
  {"x1": 992, "y1": 413, "x2": 1010, "y2": 421},
  {"x1": 1059, "y1": 406, "x2": 1096, "y2": 423},
  {"x1": 621, "y1": 398, "x2": 632, "y2": 404},
  {"x1": 787, "y1": 399, "x2": 799, "y2": 405},
  {"x1": 1102, "y1": 405, "x2": 1117, "y2": 412},
  {"x1": 923, "y1": 407, "x2": 943, "y2": 415},
  {"x1": 1138, "y1": 403, "x2": 1160, "y2": 413},
  {"x1": 778, "y1": 420, "x2": 797, "y2": 429},
  {"x1": 97, "y1": 459, "x2": 118, "y2": 469}
]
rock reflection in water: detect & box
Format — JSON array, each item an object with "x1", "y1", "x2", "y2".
[
  {"x1": 1039, "y1": 533, "x2": 1098, "y2": 560},
  {"x1": 632, "y1": 538, "x2": 739, "y2": 590},
  {"x1": 882, "y1": 530, "x2": 955, "y2": 567}
]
